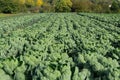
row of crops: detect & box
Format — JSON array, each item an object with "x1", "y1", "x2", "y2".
[
  {"x1": 78, "y1": 13, "x2": 120, "y2": 27},
  {"x1": 0, "y1": 13, "x2": 120, "y2": 80}
]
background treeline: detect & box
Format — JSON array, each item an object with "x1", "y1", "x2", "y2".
[{"x1": 0, "y1": 0, "x2": 120, "y2": 13}]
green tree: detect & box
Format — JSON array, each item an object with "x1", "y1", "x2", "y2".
[
  {"x1": 18, "y1": 0, "x2": 26, "y2": 4},
  {"x1": 0, "y1": 0, "x2": 21, "y2": 13},
  {"x1": 40, "y1": 2, "x2": 55, "y2": 12},
  {"x1": 55, "y1": 0, "x2": 72, "y2": 12},
  {"x1": 91, "y1": 4, "x2": 102, "y2": 13},
  {"x1": 90, "y1": 0, "x2": 112, "y2": 13},
  {"x1": 25, "y1": 0, "x2": 35, "y2": 8},
  {"x1": 71, "y1": 0, "x2": 92, "y2": 12},
  {"x1": 110, "y1": 1, "x2": 120, "y2": 12}
]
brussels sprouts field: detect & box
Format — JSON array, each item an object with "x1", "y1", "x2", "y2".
[{"x1": 0, "y1": 13, "x2": 120, "y2": 80}]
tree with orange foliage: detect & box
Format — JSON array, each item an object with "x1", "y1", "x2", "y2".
[{"x1": 35, "y1": 0, "x2": 43, "y2": 7}]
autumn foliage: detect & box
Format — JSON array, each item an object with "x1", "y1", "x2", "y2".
[
  {"x1": 36, "y1": 0, "x2": 43, "y2": 7},
  {"x1": 0, "y1": 0, "x2": 120, "y2": 13}
]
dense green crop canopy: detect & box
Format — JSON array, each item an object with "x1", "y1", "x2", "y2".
[{"x1": 0, "y1": 13, "x2": 120, "y2": 80}]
